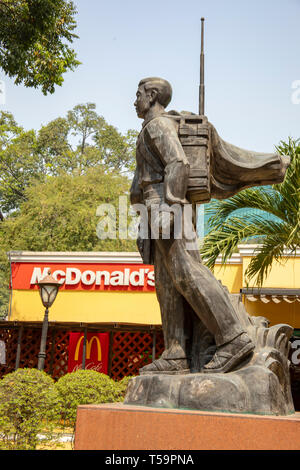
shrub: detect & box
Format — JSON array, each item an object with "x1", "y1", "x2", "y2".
[
  {"x1": 55, "y1": 370, "x2": 122, "y2": 425},
  {"x1": 55, "y1": 371, "x2": 135, "y2": 449},
  {"x1": 115, "y1": 376, "x2": 133, "y2": 400},
  {"x1": 0, "y1": 368, "x2": 61, "y2": 450}
]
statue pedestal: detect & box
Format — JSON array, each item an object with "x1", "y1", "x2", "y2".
[
  {"x1": 124, "y1": 367, "x2": 294, "y2": 415},
  {"x1": 74, "y1": 403, "x2": 300, "y2": 450}
]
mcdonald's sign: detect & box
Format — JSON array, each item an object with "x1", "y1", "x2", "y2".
[{"x1": 68, "y1": 332, "x2": 109, "y2": 374}]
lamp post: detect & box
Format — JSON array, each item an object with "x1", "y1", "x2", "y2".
[{"x1": 36, "y1": 269, "x2": 60, "y2": 371}]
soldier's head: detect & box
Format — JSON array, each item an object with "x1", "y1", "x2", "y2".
[{"x1": 134, "y1": 77, "x2": 172, "y2": 119}]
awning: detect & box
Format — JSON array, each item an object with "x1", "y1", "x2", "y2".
[{"x1": 240, "y1": 288, "x2": 300, "y2": 303}]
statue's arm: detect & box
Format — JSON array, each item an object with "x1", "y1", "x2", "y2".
[
  {"x1": 145, "y1": 118, "x2": 189, "y2": 205},
  {"x1": 130, "y1": 168, "x2": 143, "y2": 204}
]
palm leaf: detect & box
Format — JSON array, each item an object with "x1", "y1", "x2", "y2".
[
  {"x1": 201, "y1": 138, "x2": 300, "y2": 286},
  {"x1": 206, "y1": 187, "x2": 288, "y2": 230},
  {"x1": 201, "y1": 215, "x2": 291, "y2": 268}
]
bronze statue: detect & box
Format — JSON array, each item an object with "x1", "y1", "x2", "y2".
[
  {"x1": 125, "y1": 20, "x2": 294, "y2": 415},
  {"x1": 130, "y1": 75, "x2": 289, "y2": 376}
]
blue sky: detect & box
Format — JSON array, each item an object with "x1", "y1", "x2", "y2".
[{"x1": 1, "y1": 0, "x2": 299, "y2": 152}]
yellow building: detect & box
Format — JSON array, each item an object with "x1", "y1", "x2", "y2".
[{"x1": 7, "y1": 245, "x2": 300, "y2": 329}]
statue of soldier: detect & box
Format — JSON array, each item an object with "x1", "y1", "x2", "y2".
[{"x1": 130, "y1": 77, "x2": 289, "y2": 375}]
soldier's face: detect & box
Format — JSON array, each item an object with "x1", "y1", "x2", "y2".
[{"x1": 134, "y1": 85, "x2": 151, "y2": 119}]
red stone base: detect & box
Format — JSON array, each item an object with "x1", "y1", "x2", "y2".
[{"x1": 74, "y1": 403, "x2": 300, "y2": 450}]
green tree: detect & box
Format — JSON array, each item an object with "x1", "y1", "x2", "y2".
[
  {"x1": 94, "y1": 124, "x2": 138, "y2": 173},
  {"x1": 1, "y1": 167, "x2": 136, "y2": 252},
  {"x1": 36, "y1": 103, "x2": 138, "y2": 175},
  {"x1": 201, "y1": 138, "x2": 300, "y2": 287},
  {"x1": 35, "y1": 116, "x2": 73, "y2": 174},
  {"x1": 0, "y1": 105, "x2": 137, "y2": 216},
  {"x1": 0, "y1": 252, "x2": 9, "y2": 319},
  {"x1": 0, "y1": 111, "x2": 40, "y2": 215},
  {"x1": 0, "y1": 0, "x2": 80, "y2": 94}
]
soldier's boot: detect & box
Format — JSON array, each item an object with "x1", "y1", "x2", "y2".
[
  {"x1": 202, "y1": 332, "x2": 255, "y2": 374},
  {"x1": 139, "y1": 357, "x2": 190, "y2": 375}
]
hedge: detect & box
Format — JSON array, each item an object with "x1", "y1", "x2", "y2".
[{"x1": 0, "y1": 368, "x2": 133, "y2": 450}]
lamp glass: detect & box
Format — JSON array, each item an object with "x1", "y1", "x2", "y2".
[{"x1": 39, "y1": 284, "x2": 59, "y2": 308}]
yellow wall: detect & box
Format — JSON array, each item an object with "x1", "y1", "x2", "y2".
[
  {"x1": 244, "y1": 298, "x2": 299, "y2": 328},
  {"x1": 242, "y1": 256, "x2": 300, "y2": 288},
  {"x1": 10, "y1": 289, "x2": 161, "y2": 325},
  {"x1": 213, "y1": 264, "x2": 243, "y2": 293},
  {"x1": 214, "y1": 256, "x2": 300, "y2": 328}
]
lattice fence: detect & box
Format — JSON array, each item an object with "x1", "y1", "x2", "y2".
[
  {"x1": 0, "y1": 326, "x2": 300, "y2": 411},
  {"x1": 0, "y1": 326, "x2": 165, "y2": 381},
  {"x1": 0, "y1": 328, "x2": 19, "y2": 376},
  {"x1": 45, "y1": 330, "x2": 70, "y2": 379},
  {"x1": 110, "y1": 330, "x2": 164, "y2": 380}
]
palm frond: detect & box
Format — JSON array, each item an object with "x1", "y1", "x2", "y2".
[
  {"x1": 274, "y1": 138, "x2": 300, "y2": 213},
  {"x1": 245, "y1": 238, "x2": 291, "y2": 288},
  {"x1": 202, "y1": 138, "x2": 300, "y2": 286},
  {"x1": 201, "y1": 214, "x2": 293, "y2": 270},
  {"x1": 206, "y1": 187, "x2": 290, "y2": 232}
]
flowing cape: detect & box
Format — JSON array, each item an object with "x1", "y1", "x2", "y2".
[{"x1": 209, "y1": 123, "x2": 290, "y2": 199}]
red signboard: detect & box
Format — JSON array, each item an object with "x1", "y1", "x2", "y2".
[
  {"x1": 11, "y1": 262, "x2": 155, "y2": 292},
  {"x1": 67, "y1": 332, "x2": 110, "y2": 374}
]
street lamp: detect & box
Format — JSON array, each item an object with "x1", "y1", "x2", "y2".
[{"x1": 36, "y1": 269, "x2": 60, "y2": 371}]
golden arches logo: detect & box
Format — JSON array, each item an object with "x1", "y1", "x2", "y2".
[{"x1": 74, "y1": 335, "x2": 102, "y2": 361}]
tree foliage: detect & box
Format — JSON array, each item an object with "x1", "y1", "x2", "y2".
[
  {"x1": 0, "y1": 104, "x2": 138, "y2": 215},
  {"x1": 0, "y1": 0, "x2": 80, "y2": 94},
  {"x1": 0, "y1": 111, "x2": 40, "y2": 215},
  {"x1": 36, "y1": 103, "x2": 137, "y2": 175},
  {"x1": 201, "y1": 138, "x2": 300, "y2": 287},
  {"x1": 1, "y1": 167, "x2": 136, "y2": 252}
]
